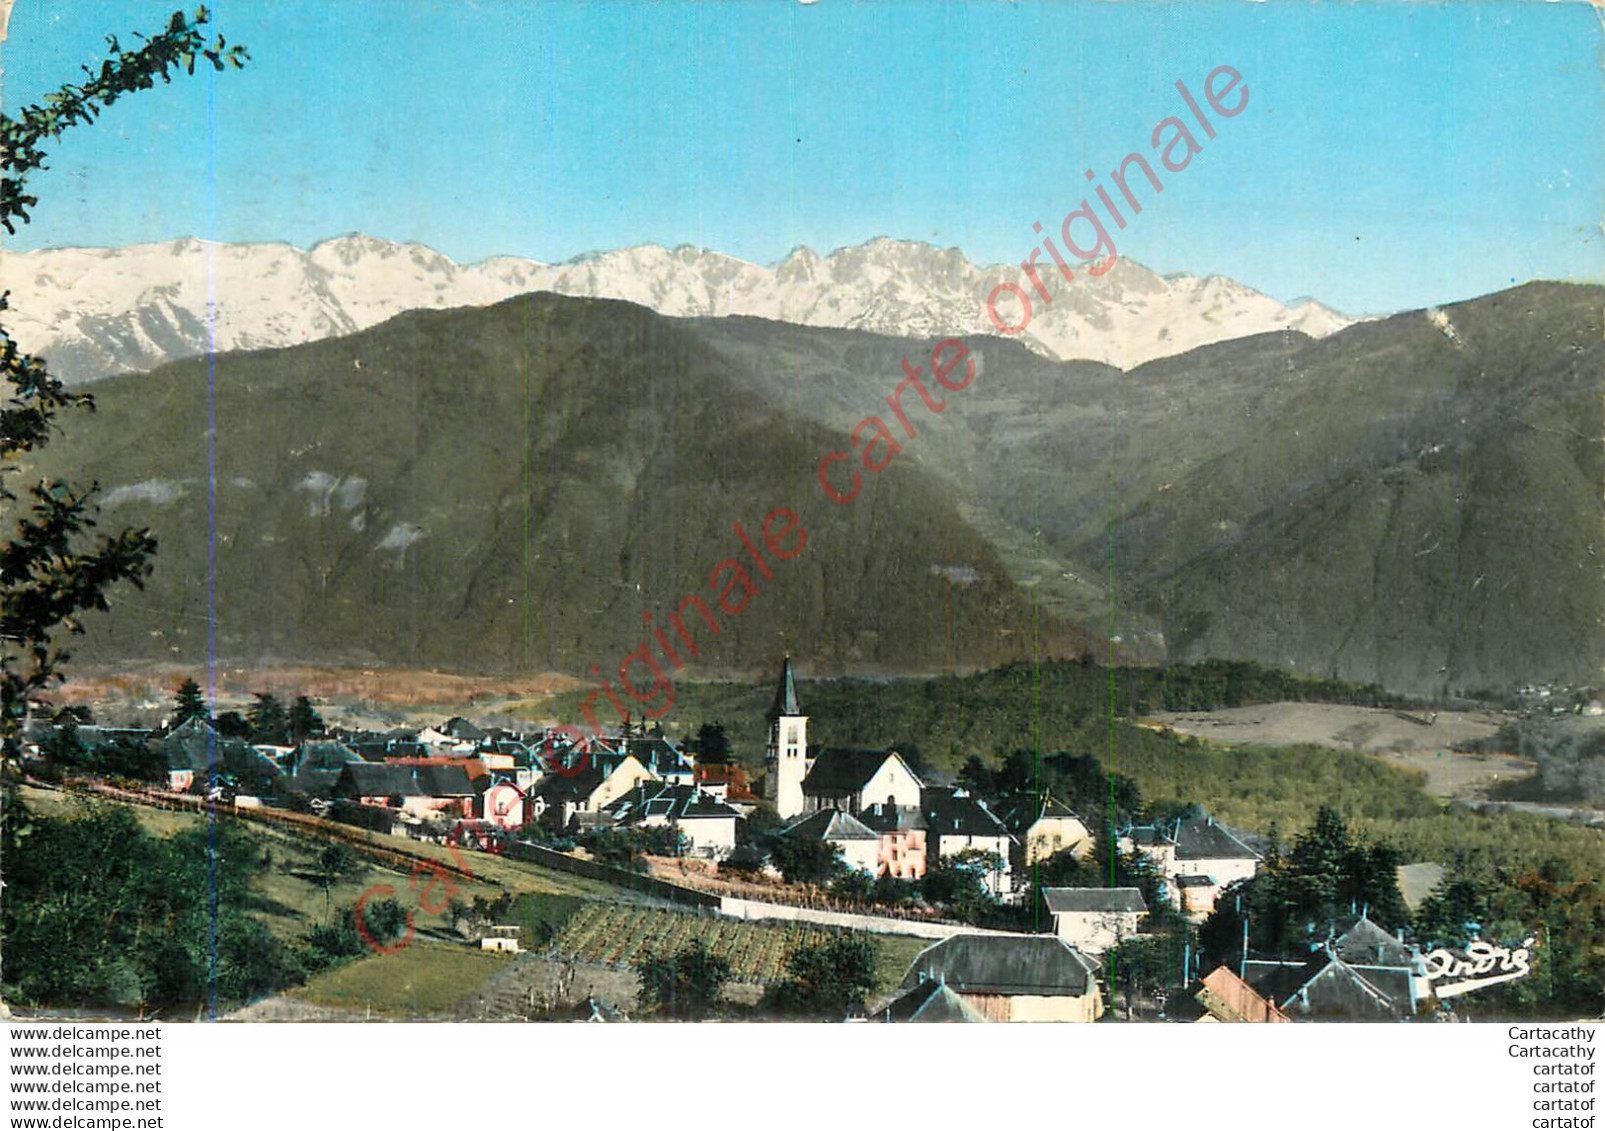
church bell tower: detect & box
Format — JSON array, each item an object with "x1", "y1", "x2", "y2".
[{"x1": 764, "y1": 655, "x2": 809, "y2": 819}]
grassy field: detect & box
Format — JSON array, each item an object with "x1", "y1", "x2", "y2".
[
  {"x1": 17, "y1": 785, "x2": 621, "y2": 947},
  {"x1": 20, "y1": 782, "x2": 205, "y2": 838},
  {"x1": 291, "y1": 942, "x2": 513, "y2": 1017}
]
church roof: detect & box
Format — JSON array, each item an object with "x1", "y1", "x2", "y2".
[
  {"x1": 769, "y1": 655, "x2": 803, "y2": 718},
  {"x1": 802, "y1": 748, "x2": 901, "y2": 798}
]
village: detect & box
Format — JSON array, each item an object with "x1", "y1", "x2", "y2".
[{"x1": 11, "y1": 657, "x2": 1522, "y2": 1024}]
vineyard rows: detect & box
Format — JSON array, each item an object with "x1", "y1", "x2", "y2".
[{"x1": 555, "y1": 902, "x2": 840, "y2": 983}]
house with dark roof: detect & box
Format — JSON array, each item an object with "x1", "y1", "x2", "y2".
[
  {"x1": 1333, "y1": 916, "x2": 1414, "y2": 968},
  {"x1": 333, "y1": 761, "x2": 477, "y2": 820},
  {"x1": 995, "y1": 794, "x2": 1094, "y2": 868},
  {"x1": 898, "y1": 934, "x2": 1104, "y2": 1022},
  {"x1": 1043, "y1": 887, "x2": 1148, "y2": 954},
  {"x1": 529, "y1": 762, "x2": 607, "y2": 831},
  {"x1": 1273, "y1": 954, "x2": 1411, "y2": 1021},
  {"x1": 529, "y1": 752, "x2": 657, "y2": 832},
  {"x1": 921, "y1": 787, "x2": 1016, "y2": 897},
  {"x1": 285, "y1": 738, "x2": 365, "y2": 800},
  {"x1": 878, "y1": 980, "x2": 987, "y2": 1023},
  {"x1": 779, "y1": 808, "x2": 881, "y2": 874},
  {"x1": 613, "y1": 733, "x2": 693, "y2": 784},
  {"x1": 1241, "y1": 917, "x2": 1425, "y2": 1021},
  {"x1": 440, "y1": 717, "x2": 489, "y2": 744},
  {"x1": 158, "y1": 718, "x2": 283, "y2": 796},
  {"x1": 602, "y1": 782, "x2": 743, "y2": 858}
]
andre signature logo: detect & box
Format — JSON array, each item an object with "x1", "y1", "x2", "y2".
[{"x1": 1421, "y1": 936, "x2": 1536, "y2": 998}]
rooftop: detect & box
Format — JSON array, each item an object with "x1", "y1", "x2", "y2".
[
  {"x1": 802, "y1": 748, "x2": 911, "y2": 797},
  {"x1": 901, "y1": 934, "x2": 1099, "y2": 997},
  {"x1": 782, "y1": 808, "x2": 879, "y2": 842},
  {"x1": 1043, "y1": 887, "x2": 1148, "y2": 915}
]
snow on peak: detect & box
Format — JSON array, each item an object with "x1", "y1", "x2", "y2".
[{"x1": 0, "y1": 234, "x2": 1354, "y2": 384}]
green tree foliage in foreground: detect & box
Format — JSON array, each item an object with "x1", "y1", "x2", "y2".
[
  {"x1": 0, "y1": 9, "x2": 247, "y2": 761},
  {"x1": 766, "y1": 933, "x2": 879, "y2": 1020},
  {"x1": 0, "y1": 805, "x2": 293, "y2": 1009},
  {"x1": 1199, "y1": 805, "x2": 1408, "y2": 964},
  {"x1": 636, "y1": 939, "x2": 732, "y2": 1020},
  {"x1": 1, "y1": 802, "x2": 406, "y2": 1010},
  {"x1": 768, "y1": 832, "x2": 844, "y2": 886}
]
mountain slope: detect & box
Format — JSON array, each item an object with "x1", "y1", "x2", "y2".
[
  {"x1": 1125, "y1": 283, "x2": 1605, "y2": 695},
  {"x1": 28, "y1": 292, "x2": 1094, "y2": 679},
  {"x1": 1, "y1": 235, "x2": 1352, "y2": 385},
  {"x1": 26, "y1": 278, "x2": 1600, "y2": 695},
  {"x1": 676, "y1": 284, "x2": 1605, "y2": 695}
]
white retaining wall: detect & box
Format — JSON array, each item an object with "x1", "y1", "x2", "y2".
[{"x1": 717, "y1": 895, "x2": 1021, "y2": 939}]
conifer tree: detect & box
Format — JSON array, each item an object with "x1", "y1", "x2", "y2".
[{"x1": 172, "y1": 678, "x2": 210, "y2": 727}]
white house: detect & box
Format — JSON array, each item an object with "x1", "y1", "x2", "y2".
[
  {"x1": 602, "y1": 782, "x2": 743, "y2": 859},
  {"x1": 1122, "y1": 812, "x2": 1260, "y2": 916},
  {"x1": 780, "y1": 807, "x2": 882, "y2": 874},
  {"x1": 922, "y1": 787, "x2": 1016, "y2": 897}
]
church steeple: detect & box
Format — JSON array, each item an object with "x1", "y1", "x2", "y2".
[
  {"x1": 770, "y1": 653, "x2": 802, "y2": 719},
  {"x1": 764, "y1": 654, "x2": 810, "y2": 818}
]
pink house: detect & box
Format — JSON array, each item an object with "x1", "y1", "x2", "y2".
[{"x1": 859, "y1": 802, "x2": 928, "y2": 880}]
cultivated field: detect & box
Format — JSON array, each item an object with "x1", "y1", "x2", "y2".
[
  {"x1": 1146, "y1": 702, "x2": 1528, "y2": 799},
  {"x1": 288, "y1": 942, "x2": 513, "y2": 1018},
  {"x1": 554, "y1": 902, "x2": 928, "y2": 991}
]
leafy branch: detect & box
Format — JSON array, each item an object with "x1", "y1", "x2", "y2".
[{"x1": 0, "y1": 9, "x2": 248, "y2": 758}]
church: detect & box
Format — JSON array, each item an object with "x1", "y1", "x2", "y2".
[{"x1": 762, "y1": 656, "x2": 924, "y2": 821}]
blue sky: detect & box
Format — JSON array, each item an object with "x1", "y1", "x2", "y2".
[{"x1": 3, "y1": 1, "x2": 1601, "y2": 314}]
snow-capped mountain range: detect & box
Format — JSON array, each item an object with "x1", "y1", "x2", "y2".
[{"x1": 0, "y1": 233, "x2": 1353, "y2": 384}]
